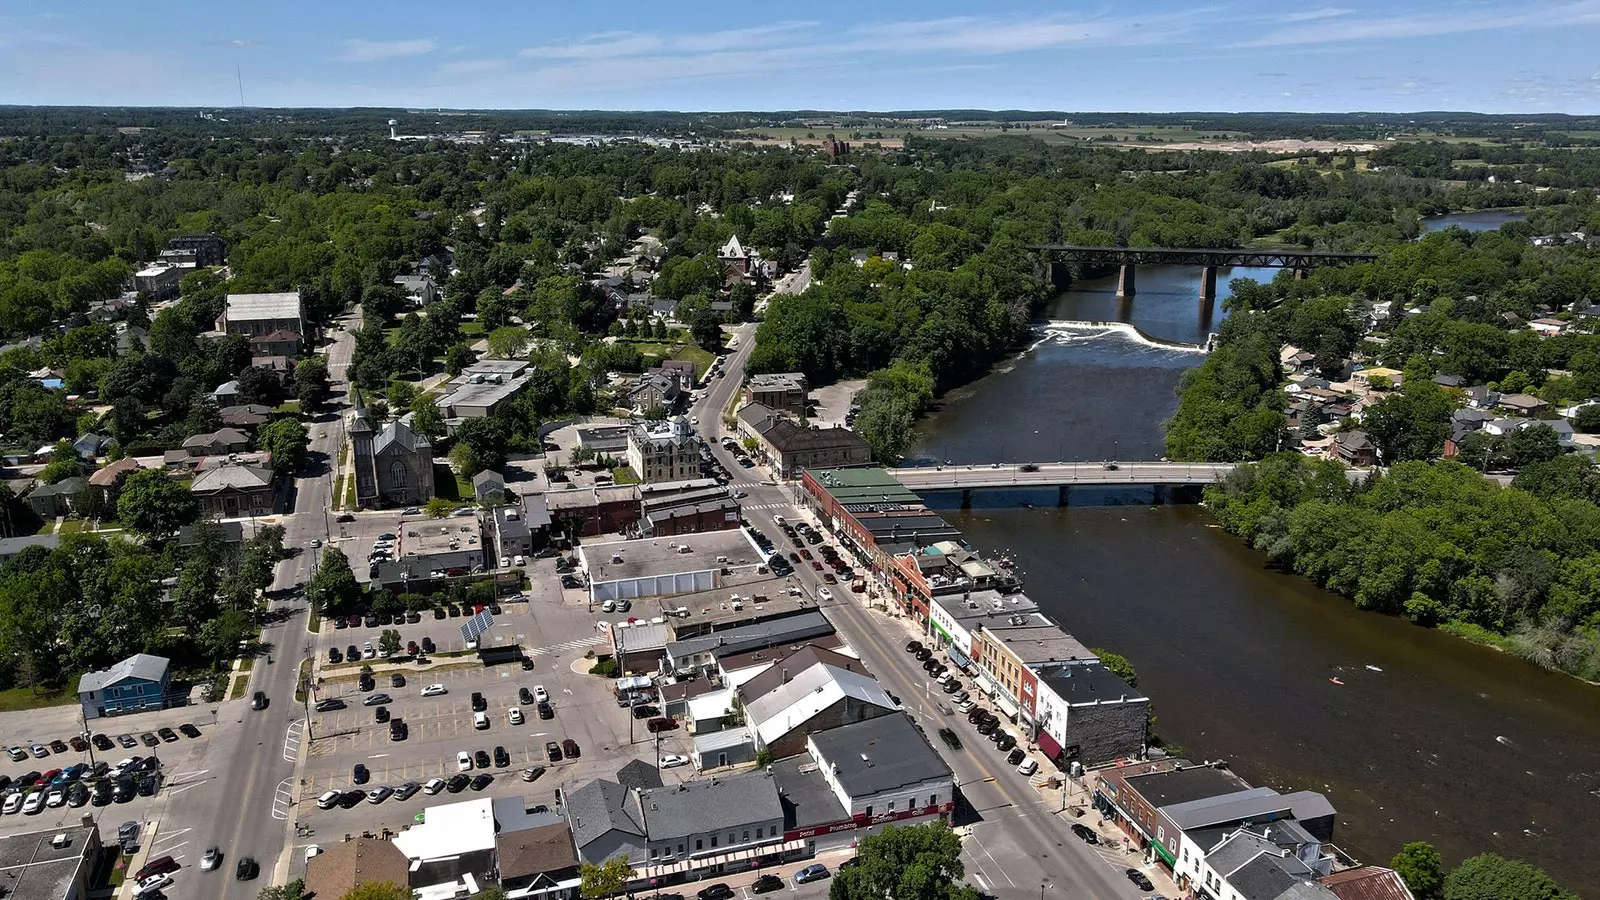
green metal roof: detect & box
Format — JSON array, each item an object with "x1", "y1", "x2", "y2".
[{"x1": 807, "y1": 467, "x2": 922, "y2": 505}]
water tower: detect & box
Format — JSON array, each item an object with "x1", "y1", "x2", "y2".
[{"x1": 388, "y1": 118, "x2": 398, "y2": 140}]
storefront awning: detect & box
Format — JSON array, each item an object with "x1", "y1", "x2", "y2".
[
  {"x1": 634, "y1": 839, "x2": 802, "y2": 879},
  {"x1": 945, "y1": 644, "x2": 973, "y2": 670}
]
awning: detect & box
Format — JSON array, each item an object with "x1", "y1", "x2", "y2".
[
  {"x1": 945, "y1": 645, "x2": 974, "y2": 670},
  {"x1": 1038, "y1": 730, "x2": 1063, "y2": 762},
  {"x1": 635, "y1": 839, "x2": 801, "y2": 879},
  {"x1": 991, "y1": 690, "x2": 1020, "y2": 719}
]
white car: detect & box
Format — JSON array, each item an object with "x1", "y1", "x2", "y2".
[
  {"x1": 1017, "y1": 758, "x2": 1039, "y2": 776},
  {"x1": 660, "y1": 754, "x2": 690, "y2": 769},
  {"x1": 474, "y1": 712, "x2": 489, "y2": 730},
  {"x1": 533, "y1": 686, "x2": 549, "y2": 704},
  {"x1": 421, "y1": 684, "x2": 447, "y2": 697},
  {"x1": 21, "y1": 792, "x2": 46, "y2": 815},
  {"x1": 818, "y1": 588, "x2": 833, "y2": 602},
  {"x1": 457, "y1": 751, "x2": 473, "y2": 772},
  {"x1": 508, "y1": 707, "x2": 524, "y2": 726},
  {"x1": 601, "y1": 599, "x2": 615, "y2": 613},
  {"x1": 306, "y1": 845, "x2": 322, "y2": 862},
  {"x1": 423, "y1": 777, "x2": 447, "y2": 795},
  {"x1": 135, "y1": 873, "x2": 173, "y2": 896},
  {"x1": 513, "y1": 555, "x2": 526, "y2": 566},
  {"x1": 500, "y1": 556, "x2": 511, "y2": 569},
  {"x1": 1, "y1": 793, "x2": 22, "y2": 814},
  {"x1": 45, "y1": 789, "x2": 65, "y2": 808}
]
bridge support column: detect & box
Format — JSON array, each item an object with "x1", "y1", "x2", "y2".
[
  {"x1": 1046, "y1": 260, "x2": 1069, "y2": 291},
  {"x1": 1152, "y1": 484, "x2": 1169, "y2": 505},
  {"x1": 961, "y1": 489, "x2": 972, "y2": 510},
  {"x1": 1199, "y1": 265, "x2": 1218, "y2": 304},
  {"x1": 1116, "y1": 264, "x2": 1136, "y2": 300},
  {"x1": 1293, "y1": 267, "x2": 1307, "y2": 281},
  {"x1": 1057, "y1": 485, "x2": 1071, "y2": 507}
]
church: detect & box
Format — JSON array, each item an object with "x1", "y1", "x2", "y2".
[{"x1": 350, "y1": 394, "x2": 436, "y2": 509}]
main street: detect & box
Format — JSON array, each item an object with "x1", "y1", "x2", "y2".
[
  {"x1": 151, "y1": 311, "x2": 360, "y2": 900},
  {"x1": 691, "y1": 325, "x2": 1148, "y2": 900}
]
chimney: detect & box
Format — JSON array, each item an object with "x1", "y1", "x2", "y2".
[{"x1": 782, "y1": 668, "x2": 790, "y2": 684}]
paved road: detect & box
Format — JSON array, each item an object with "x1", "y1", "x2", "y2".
[
  {"x1": 155, "y1": 313, "x2": 359, "y2": 900},
  {"x1": 888, "y1": 461, "x2": 1238, "y2": 490},
  {"x1": 691, "y1": 339, "x2": 1148, "y2": 900}
]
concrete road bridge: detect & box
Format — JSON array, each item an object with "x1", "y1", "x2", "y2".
[
  {"x1": 1031, "y1": 244, "x2": 1377, "y2": 304},
  {"x1": 887, "y1": 461, "x2": 1238, "y2": 508}
]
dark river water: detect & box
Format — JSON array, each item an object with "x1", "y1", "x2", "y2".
[
  {"x1": 912, "y1": 214, "x2": 1599, "y2": 895},
  {"x1": 1422, "y1": 208, "x2": 1526, "y2": 233}
]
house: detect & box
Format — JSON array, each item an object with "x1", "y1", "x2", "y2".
[
  {"x1": 1180, "y1": 824, "x2": 1338, "y2": 900},
  {"x1": 134, "y1": 264, "x2": 184, "y2": 302},
  {"x1": 217, "y1": 291, "x2": 305, "y2": 338},
  {"x1": 178, "y1": 521, "x2": 246, "y2": 563},
  {"x1": 1498, "y1": 393, "x2": 1549, "y2": 416},
  {"x1": 742, "y1": 647, "x2": 896, "y2": 759},
  {"x1": 350, "y1": 404, "x2": 435, "y2": 509},
  {"x1": 249, "y1": 329, "x2": 302, "y2": 359},
  {"x1": 651, "y1": 359, "x2": 698, "y2": 390},
  {"x1": 183, "y1": 427, "x2": 251, "y2": 457},
  {"x1": 26, "y1": 476, "x2": 89, "y2": 519},
  {"x1": 1529, "y1": 318, "x2": 1568, "y2": 337},
  {"x1": 497, "y1": 821, "x2": 582, "y2": 900},
  {"x1": 218, "y1": 404, "x2": 274, "y2": 429},
  {"x1": 545, "y1": 484, "x2": 641, "y2": 538},
  {"x1": 490, "y1": 505, "x2": 535, "y2": 562},
  {"x1": 190, "y1": 461, "x2": 276, "y2": 518},
  {"x1": 0, "y1": 532, "x2": 60, "y2": 565},
  {"x1": 78, "y1": 653, "x2": 172, "y2": 719},
  {"x1": 468, "y1": 470, "x2": 505, "y2": 507},
  {"x1": 567, "y1": 771, "x2": 786, "y2": 871},
  {"x1": 1432, "y1": 373, "x2": 1467, "y2": 388},
  {"x1": 73, "y1": 433, "x2": 111, "y2": 459},
  {"x1": 250, "y1": 355, "x2": 292, "y2": 380},
  {"x1": 1465, "y1": 386, "x2": 1501, "y2": 409},
  {"x1": 718, "y1": 234, "x2": 754, "y2": 284},
  {"x1": 564, "y1": 779, "x2": 647, "y2": 866},
  {"x1": 738, "y1": 404, "x2": 872, "y2": 478},
  {"x1": 302, "y1": 837, "x2": 411, "y2": 900},
  {"x1": 87, "y1": 458, "x2": 142, "y2": 505},
  {"x1": 387, "y1": 796, "x2": 574, "y2": 899},
  {"x1": 1320, "y1": 866, "x2": 1417, "y2": 900},
  {"x1": 211, "y1": 380, "x2": 240, "y2": 405},
  {"x1": 627, "y1": 417, "x2": 702, "y2": 484},
  {"x1": 625, "y1": 373, "x2": 681, "y2": 416},
  {"x1": 664, "y1": 610, "x2": 835, "y2": 674},
  {"x1": 393, "y1": 273, "x2": 440, "y2": 306},
  {"x1": 743, "y1": 373, "x2": 809, "y2": 415},
  {"x1": 1332, "y1": 431, "x2": 1377, "y2": 467},
  {"x1": 0, "y1": 822, "x2": 103, "y2": 900}
]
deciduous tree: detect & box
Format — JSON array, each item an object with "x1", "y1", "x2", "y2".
[{"x1": 117, "y1": 468, "x2": 196, "y2": 540}]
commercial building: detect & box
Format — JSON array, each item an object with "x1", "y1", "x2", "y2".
[
  {"x1": 134, "y1": 264, "x2": 184, "y2": 302},
  {"x1": 439, "y1": 374, "x2": 529, "y2": 420},
  {"x1": 545, "y1": 484, "x2": 641, "y2": 537},
  {"x1": 971, "y1": 614, "x2": 1096, "y2": 728},
  {"x1": 580, "y1": 530, "x2": 762, "y2": 605},
  {"x1": 0, "y1": 822, "x2": 103, "y2": 900},
  {"x1": 1179, "y1": 823, "x2": 1337, "y2": 900},
  {"x1": 382, "y1": 796, "x2": 578, "y2": 899},
  {"x1": 397, "y1": 519, "x2": 487, "y2": 577},
  {"x1": 217, "y1": 291, "x2": 304, "y2": 338},
  {"x1": 567, "y1": 771, "x2": 786, "y2": 877},
  {"x1": 165, "y1": 232, "x2": 226, "y2": 267},
  {"x1": 1030, "y1": 661, "x2": 1148, "y2": 768},
  {"x1": 641, "y1": 496, "x2": 741, "y2": 537},
  {"x1": 664, "y1": 610, "x2": 834, "y2": 674},
  {"x1": 737, "y1": 404, "x2": 872, "y2": 479},
  {"x1": 743, "y1": 372, "x2": 808, "y2": 414},
  {"x1": 490, "y1": 503, "x2": 537, "y2": 562},
  {"x1": 78, "y1": 653, "x2": 172, "y2": 719},
  {"x1": 807, "y1": 713, "x2": 954, "y2": 822},
  {"x1": 741, "y1": 646, "x2": 895, "y2": 759},
  {"x1": 627, "y1": 417, "x2": 703, "y2": 484},
  {"x1": 800, "y1": 467, "x2": 962, "y2": 592}
]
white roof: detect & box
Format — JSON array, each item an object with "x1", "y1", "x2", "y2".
[
  {"x1": 392, "y1": 797, "x2": 497, "y2": 861},
  {"x1": 225, "y1": 292, "x2": 302, "y2": 321},
  {"x1": 694, "y1": 725, "x2": 754, "y2": 754},
  {"x1": 687, "y1": 687, "x2": 735, "y2": 722},
  {"x1": 749, "y1": 664, "x2": 895, "y2": 746}
]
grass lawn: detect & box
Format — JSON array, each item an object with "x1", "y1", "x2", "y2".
[
  {"x1": 0, "y1": 681, "x2": 77, "y2": 712},
  {"x1": 57, "y1": 520, "x2": 92, "y2": 534},
  {"x1": 673, "y1": 345, "x2": 715, "y2": 377},
  {"x1": 460, "y1": 321, "x2": 484, "y2": 336},
  {"x1": 611, "y1": 466, "x2": 640, "y2": 485},
  {"x1": 229, "y1": 675, "x2": 249, "y2": 700},
  {"x1": 278, "y1": 399, "x2": 301, "y2": 414},
  {"x1": 294, "y1": 659, "x2": 311, "y2": 703},
  {"x1": 238, "y1": 655, "x2": 255, "y2": 673}
]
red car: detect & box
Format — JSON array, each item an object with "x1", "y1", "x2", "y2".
[
  {"x1": 810, "y1": 560, "x2": 823, "y2": 570},
  {"x1": 407, "y1": 641, "x2": 420, "y2": 656}
]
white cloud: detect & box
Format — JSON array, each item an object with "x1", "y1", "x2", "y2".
[
  {"x1": 1240, "y1": 0, "x2": 1600, "y2": 47},
  {"x1": 339, "y1": 38, "x2": 437, "y2": 62}
]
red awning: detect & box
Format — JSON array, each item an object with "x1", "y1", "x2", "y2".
[{"x1": 1038, "y1": 730, "x2": 1063, "y2": 762}]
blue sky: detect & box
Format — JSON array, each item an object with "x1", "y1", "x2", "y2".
[{"x1": 4, "y1": 1, "x2": 1600, "y2": 112}]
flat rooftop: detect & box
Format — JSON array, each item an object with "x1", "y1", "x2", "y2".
[
  {"x1": 462, "y1": 359, "x2": 529, "y2": 377},
  {"x1": 0, "y1": 824, "x2": 95, "y2": 900},
  {"x1": 582, "y1": 531, "x2": 762, "y2": 583},
  {"x1": 646, "y1": 572, "x2": 810, "y2": 628},
  {"x1": 405, "y1": 521, "x2": 486, "y2": 556},
  {"x1": 1124, "y1": 764, "x2": 1252, "y2": 809},
  {"x1": 748, "y1": 372, "x2": 807, "y2": 391},
  {"x1": 935, "y1": 590, "x2": 1038, "y2": 624},
  {"x1": 983, "y1": 615, "x2": 1096, "y2": 664},
  {"x1": 441, "y1": 376, "x2": 527, "y2": 411},
  {"x1": 544, "y1": 484, "x2": 640, "y2": 509},
  {"x1": 808, "y1": 468, "x2": 924, "y2": 507},
  {"x1": 809, "y1": 712, "x2": 951, "y2": 799},
  {"x1": 1035, "y1": 662, "x2": 1145, "y2": 705},
  {"x1": 771, "y1": 756, "x2": 850, "y2": 831},
  {"x1": 666, "y1": 610, "x2": 835, "y2": 663}
]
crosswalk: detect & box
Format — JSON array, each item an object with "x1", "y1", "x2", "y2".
[
  {"x1": 741, "y1": 502, "x2": 792, "y2": 512},
  {"x1": 526, "y1": 635, "x2": 607, "y2": 657}
]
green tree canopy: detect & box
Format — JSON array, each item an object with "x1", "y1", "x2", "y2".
[
  {"x1": 828, "y1": 824, "x2": 978, "y2": 900},
  {"x1": 338, "y1": 883, "x2": 413, "y2": 900},
  {"x1": 117, "y1": 468, "x2": 196, "y2": 540},
  {"x1": 306, "y1": 546, "x2": 360, "y2": 614},
  {"x1": 258, "y1": 418, "x2": 310, "y2": 473},
  {"x1": 578, "y1": 855, "x2": 632, "y2": 899},
  {"x1": 1443, "y1": 853, "x2": 1576, "y2": 900},
  {"x1": 1392, "y1": 842, "x2": 1445, "y2": 900}
]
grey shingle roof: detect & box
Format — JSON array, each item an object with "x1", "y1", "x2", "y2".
[
  {"x1": 374, "y1": 418, "x2": 429, "y2": 455},
  {"x1": 566, "y1": 779, "x2": 643, "y2": 853},
  {"x1": 616, "y1": 759, "x2": 663, "y2": 791},
  {"x1": 638, "y1": 770, "x2": 782, "y2": 841},
  {"x1": 78, "y1": 653, "x2": 169, "y2": 693}
]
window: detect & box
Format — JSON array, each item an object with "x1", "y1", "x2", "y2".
[
  {"x1": 865, "y1": 805, "x2": 873, "y2": 817},
  {"x1": 389, "y1": 460, "x2": 408, "y2": 487},
  {"x1": 651, "y1": 848, "x2": 659, "y2": 858},
  {"x1": 756, "y1": 827, "x2": 763, "y2": 839},
  {"x1": 678, "y1": 844, "x2": 685, "y2": 855},
  {"x1": 711, "y1": 836, "x2": 718, "y2": 848},
  {"x1": 929, "y1": 794, "x2": 938, "y2": 807},
  {"x1": 696, "y1": 840, "x2": 703, "y2": 851},
  {"x1": 743, "y1": 831, "x2": 749, "y2": 842},
  {"x1": 888, "y1": 801, "x2": 895, "y2": 812}
]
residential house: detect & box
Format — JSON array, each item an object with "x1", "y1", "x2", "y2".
[
  {"x1": 1181, "y1": 824, "x2": 1338, "y2": 900},
  {"x1": 78, "y1": 653, "x2": 172, "y2": 719},
  {"x1": 627, "y1": 417, "x2": 702, "y2": 484},
  {"x1": 1499, "y1": 393, "x2": 1549, "y2": 416},
  {"x1": 87, "y1": 458, "x2": 142, "y2": 506},
  {"x1": 250, "y1": 355, "x2": 292, "y2": 381},
  {"x1": 1465, "y1": 386, "x2": 1501, "y2": 409},
  {"x1": 1432, "y1": 373, "x2": 1467, "y2": 388},
  {"x1": 74, "y1": 433, "x2": 111, "y2": 459},
  {"x1": 218, "y1": 404, "x2": 274, "y2": 429},
  {"x1": 497, "y1": 821, "x2": 582, "y2": 900},
  {"x1": 302, "y1": 837, "x2": 411, "y2": 900},
  {"x1": 394, "y1": 273, "x2": 440, "y2": 306},
  {"x1": 626, "y1": 373, "x2": 681, "y2": 416},
  {"x1": 26, "y1": 476, "x2": 89, "y2": 519},
  {"x1": 0, "y1": 533, "x2": 60, "y2": 565},
  {"x1": 1529, "y1": 318, "x2": 1568, "y2": 337},
  {"x1": 473, "y1": 469, "x2": 507, "y2": 505},
  {"x1": 190, "y1": 461, "x2": 276, "y2": 518},
  {"x1": 183, "y1": 427, "x2": 251, "y2": 457},
  {"x1": 178, "y1": 521, "x2": 246, "y2": 564},
  {"x1": 1332, "y1": 431, "x2": 1377, "y2": 467},
  {"x1": 743, "y1": 373, "x2": 808, "y2": 415},
  {"x1": 249, "y1": 329, "x2": 302, "y2": 360},
  {"x1": 1320, "y1": 867, "x2": 1417, "y2": 900},
  {"x1": 216, "y1": 291, "x2": 305, "y2": 338},
  {"x1": 738, "y1": 403, "x2": 872, "y2": 478},
  {"x1": 350, "y1": 405, "x2": 435, "y2": 509},
  {"x1": 211, "y1": 380, "x2": 240, "y2": 405}
]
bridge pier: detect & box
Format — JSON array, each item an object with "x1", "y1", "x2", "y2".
[
  {"x1": 1046, "y1": 261, "x2": 1069, "y2": 291},
  {"x1": 1199, "y1": 265, "x2": 1218, "y2": 304},
  {"x1": 1116, "y1": 264, "x2": 1136, "y2": 300},
  {"x1": 1153, "y1": 484, "x2": 1169, "y2": 505},
  {"x1": 1293, "y1": 267, "x2": 1307, "y2": 281},
  {"x1": 961, "y1": 489, "x2": 972, "y2": 510},
  {"x1": 1058, "y1": 485, "x2": 1071, "y2": 507}
]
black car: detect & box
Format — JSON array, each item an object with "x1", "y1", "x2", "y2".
[
  {"x1": 470, "y1": 773, "x2": 493, "y2": 791},
  {"x1": 562, "y1": 738, "x2": 580, "y2": 759},
  {"x1": 915, "y1": 648, "x2": 933, "y2": 662},
  {"x1": 93, "y1": 733, "x2": 115, "y2": 750},
  {"x1": 347, "y1": 644, "x2": 359, "y2": 660},
  {"x1": 407, "y1": 611, "x2": 423, "y2": 623},
  {"x1": 976, "y1": 719, "x2": 998, "y2": 736},
  {"x1": 1125, "y1": 869, "x2": 1154, "y2": 892},
  {"x1": 113, "y1": 777, "x2": 135, "y2": 803},
  {"x1": 251, "y1": 691, "x2": 268, "y2": 710},
  {"x1": 942, "y1": 679, "x2": 963, "y2": 694},
  {"x1": 374, "y1": 706, "x2": 390, "y2": 723},
  {"x1": 1071, "y1": 823, "x2": 1099, "y2": 845},
  {"x1": 938, "y1": 727, "x2": 962, "y2": 751},
  {"x1": 546, "y1": 742, "x2": 562, "y2": 762},
  {"x1": 995, "y1": 733, "x2": 1017, "y2": 752},
  {"x1": 91, "y1": 782, "x2": 113, "y2": 806},
  {"x1": 752, "y1": 875, "x2": 784, "y2": 894},
  {"x1": 698, "y1": 884, "x2": 735, "y2": 900},
  {"x1": 329, "y1": 647, "x2": 344, "y2": 663},
  {"x1": 236, "y1": 856, "x2": 259, "y2": 881},
  {"x1": 390, "y1": 720, "x2": 408, "y2": 742},
  {"x1": 1020, "y1": 463, "x2": 1040, "y2": 472},
  {"x1": 137, "y1": 775, "x2": 159, "y2": 797},
  {"x1": 139, "y1": 733, "x2": 159, "y2": 747},
  {"x1": 358, "y1": 674, "x2": 376, "y2": 693},
  {"x1": 521, "y1": 656, "x2": 535, "y2": 670},
  {"x1": 519, "y1": 687, "x2": 534, "y2": 705},
  {"x1": 471, "y1": 692, "x2": 487, "y2": 712},
  {"x1": 49, "y1": 738, "x2": 68, "y2": 754},
  {"x1": 493, "y1": 746, "x2": 510, "y2": 768},
  {"x1": 446, "y1": 774, "x2": 470, "y2": 793},
  {"x1": 631, "y1": 704, "x2": 660, "y2": 719},
  {"x1": 352, "y1": 764, "x2": 370, "y2": 785},
  {"x1": 158, "y1": 727, "x2": 178, "y2": 742},
  {"x1": 315, "y1": 698, "x2": 346, "y2": 712},
  {"x1": 475, "y1": 750, "x2": 491, "y2": 769},
  {"x1": 339, "y1": 789, "x2": 365, "y2": 808},
  {"x1": 537, "y1": 701, "x2": 554, "y2": 720},
  {"x1": 1007, "y1": 748, "x2": 1027, "y2": 766},
  {"x1": 362, "y1": 692, "x2": 392, "y2": 707},
  {"x1": 421, "y1": 637, "x2": 436, "y2": 653},
  {"x1": 905, "y1": 640, "x2": 923, "y2": 653},
  {"x1": 433, "y1": 607, "x2": 446, "y2": 620},
  {"x1": 391, "y1": 673, "x2": 406, "y2": 688}
]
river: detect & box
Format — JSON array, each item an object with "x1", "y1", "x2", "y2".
[
  {"x1": 911, "y1": 211, "x2": 1599, "y2": 895},
  {"x1": 1422, "y1": 208, "x2": 1527, "y2": 233}
]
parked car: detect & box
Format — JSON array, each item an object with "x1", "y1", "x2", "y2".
[
  {"x1": 475, "y1": 750, "x2": 491, "y2": 769},
  {"x1": 366, "y1": 786, "x2": 393, "y2": 804},
  {"x1": 538, "y1": 701, "x2": 554, "y2": 720},
  {"x1": 446, "y1": 774, "x2": 470, "y2": 793},
  {"x1": 202, "y1": 845, "x2": 223, "y2": 870},
  {"x1": 508, "y1": 707, "x2": 524, "y2": 725},
  {"x1": 470, "y1": 773, "x2": 493, "y2": 791},
  {"x1": 1126, "y1": 869, "x2": 1155, "y2": 892},
  {"x1": 562, "y1": 738, "x2": 581, "y2": 758},
  {"x1": 494, "y1": 746, "x2": 510, "y2": 767},
  {"x1": 457, "y1": 752, "x2": 473, "y2": 772},
  {"x1": 363, "y1": 692, "x2": 392, "y2": 707},
  {"x1": 315, "y1": 698, "x2": 346, "y2": 712},
  {"x1": 423, "y1": 777, "x2": 447, "y2": 795},
  {"x1": 471, "y1": 692, "x2": 487, "y2": 711},
  {"x1": 646, "y1": 717, "x2": 677, "y2": 733},
  {"x1": 546, "y1": 741, "x2": 562, "y2": 762},
  {"x1": 352, "y1": 764, "x2": 370, "y2": 785},
  {"x1": 394, "y1": 781, "x2": 421, "y2": 801},
  {"x1": 752, "y1": 874, "x2": 784, "y2": 894},
  {"x1": 660, "y1": 753, "x2": 690, "y2": 769},
  {"x1": 521, "y1": 766, "x2": 546, "y2": 782},
  {"x1": 697, "y1": 884, "x2": 735, "y2": 900},
  {"x1": 794, "y1": 864, "x2": 830, "y2": 885},
  {"x1": 474, "y1": 711, "x2": 489, "y2": 730}
]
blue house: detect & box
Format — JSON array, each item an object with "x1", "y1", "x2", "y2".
[{"x1": 78, "y1": 654, "x2": 172, "y2": 719}]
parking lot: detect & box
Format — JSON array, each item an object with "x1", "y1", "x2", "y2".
[{"x1": 292, "y1": 562, "x2": 689, "y2": 857}]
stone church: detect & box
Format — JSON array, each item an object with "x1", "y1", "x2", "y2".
[{"x1": 350, "y1": 396, "x2": 435, "y2": 509}]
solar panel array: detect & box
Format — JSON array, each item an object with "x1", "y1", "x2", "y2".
[{"x1": 461, "y1": 609, "x2": 494, "y2": 645}]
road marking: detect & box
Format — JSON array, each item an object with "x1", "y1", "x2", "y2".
[
  {"x1": 271, "y1": 778, "x2": 295, "y2": 821},
  {"x1": 368, "y1": 753, "x2": 390, "y2": 759},
  {"x1": 166, "y1": 782, "x2": 204, "y2": 798},
  {"x1": 152, "y1": 827, "x2": 191, "y2": 846},
  {"x1": 283, "y1": 718, "x2": 305, "y2": 761}
]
